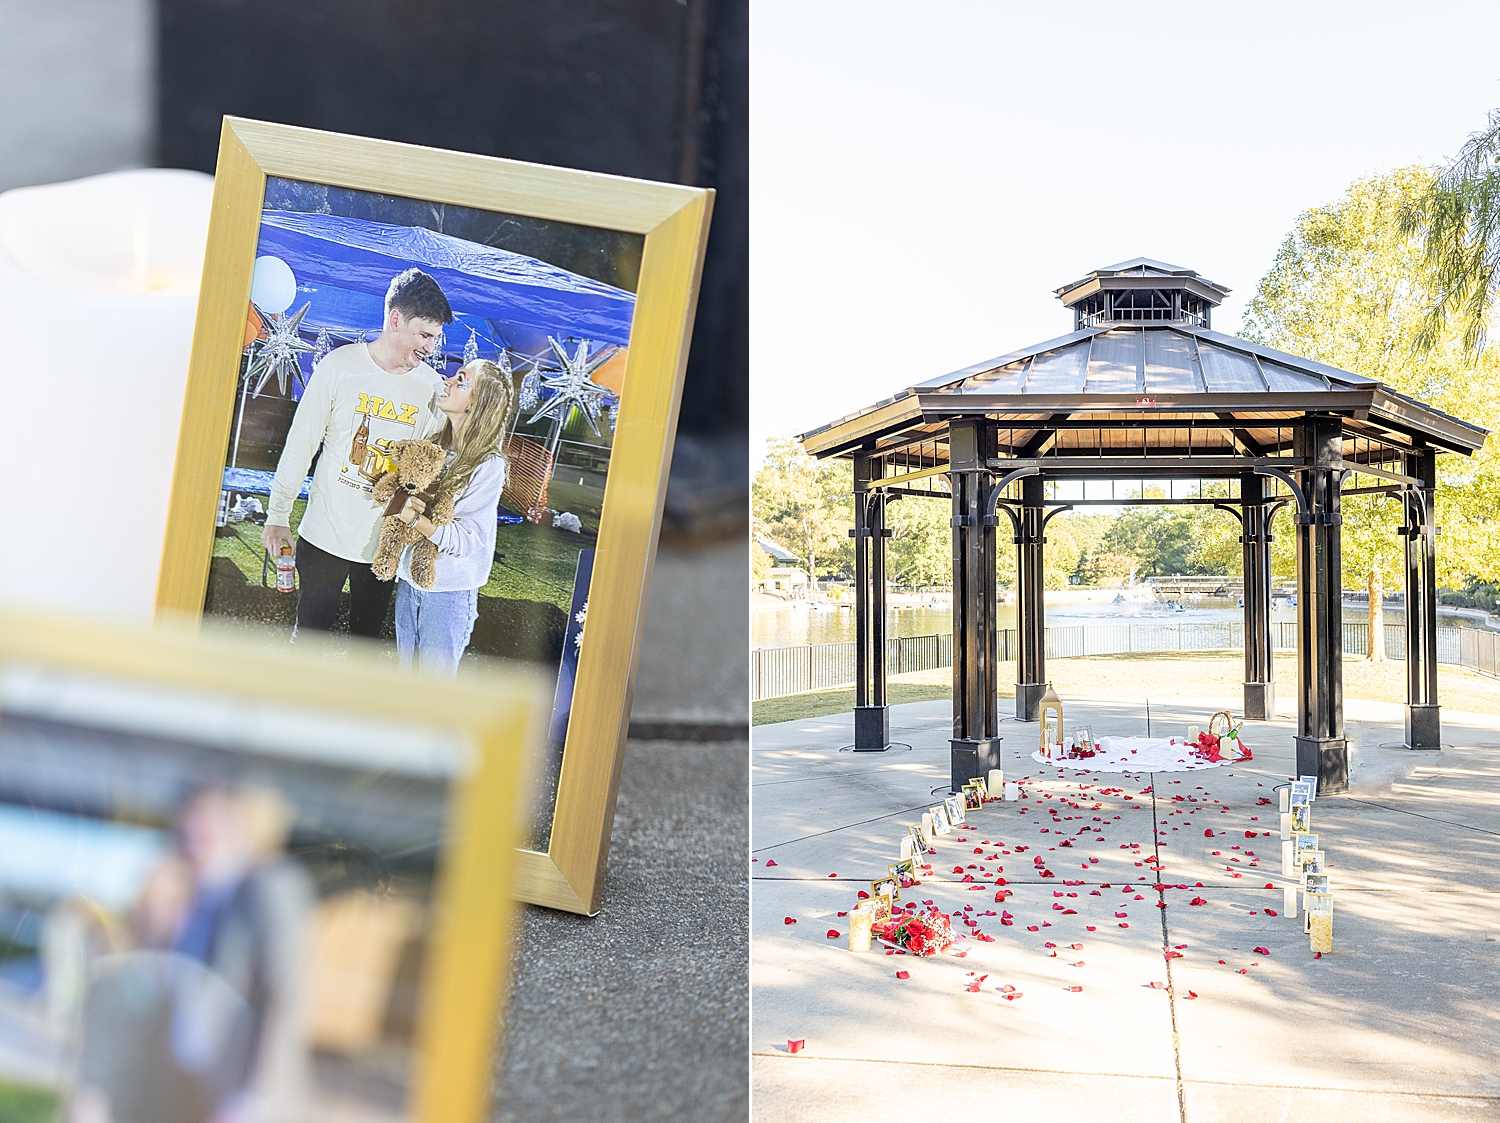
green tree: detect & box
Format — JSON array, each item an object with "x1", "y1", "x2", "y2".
[
  {"x1": 1401, "y1": 108, "x2": 1500, "y2": 355},
  {"x1": 752, "y1": 437, "x2": 852, "y2": 589},
  {"x1": 1241, "y1": 165, "x2": 1500, "y2": 589},
  {"x1": 885, "y1": 494, "x2": 951, "y2": 587}
]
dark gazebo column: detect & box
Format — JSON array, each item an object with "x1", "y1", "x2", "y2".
[
  {"x1": 1293, "y1": 417, "x2": 1348, "y2": 792},
  {"x1": 1240, "y1": 473, "x2": 1275, "y2": 720},
  {"x1": 1403, "y1": 447, "x2": 1441, "y2": 750},
  {"x1": 948, "y1": 419, "x2": 1001, "y2": 791},
  {"x1": 852, "y1": 454, "x2": 890, "y2": 750},
  {"x1": 1014, "y1": 473, "x2": 1047, "y2": 721}
]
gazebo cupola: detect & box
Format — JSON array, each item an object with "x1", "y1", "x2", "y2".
[{"x1": 1056, "y1": 257, "x2": 1228, "y2": 330}]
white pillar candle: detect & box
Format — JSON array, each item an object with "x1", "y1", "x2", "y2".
[
  {"x1": 1188, "y1": 725, "x2": 1200, "y2": 742},
  {"x1": 920, "y1": 813, "x2": 934, "y2": 843},
  {"x1": 1280, "y1": 813, "x2": 1291, "y2": 840},
  {"x1": 1282, "y1": 841, "x2": 1293, "y2": 875},
  {"x1": 1005, "y1": 781, "x2": 1019, "y2": 801},
  {"x1": 849, "y1": 906, "x2": 872, "y2": 952},
  {"x1": 987, "y1": 769, "x2": 1004, "y2": 799},
  {"x1": 0, "y1": 169, "x2": 212, "y2": 621},
  {"x1": 900, "y1": 837, "x2": 914, "y2": 860},
  {"x1": 1279, "y1": 787, "x2": 1291, "y2": 813},
  {"x1": 1284, "y1": 885, "x2": 1298, "y2": 918}
]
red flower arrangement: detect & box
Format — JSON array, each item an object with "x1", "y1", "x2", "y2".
[{"x1": 873, "y1": 912, "x2": 955, "y2": 957}]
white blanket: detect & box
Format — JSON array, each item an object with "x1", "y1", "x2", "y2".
[{"x1": 1031, "y1": 735, "x2": 1229, "y2": 773}]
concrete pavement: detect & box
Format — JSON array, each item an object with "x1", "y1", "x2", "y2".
[{"x1": 751, "y1": 693, "x2": 1500, "y2": 1122}]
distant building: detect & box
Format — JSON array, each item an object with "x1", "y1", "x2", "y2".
[{"x1": 755, "y1": 536, "x2": 808, "y2": 596}]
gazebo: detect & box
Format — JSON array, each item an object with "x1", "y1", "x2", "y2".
[{"x1": 799, "y1": 259, "x2": 1488, "y2": 794}]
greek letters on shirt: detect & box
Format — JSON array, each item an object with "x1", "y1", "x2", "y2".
[{"x1": 340, "y1": 393, "x2": 427, "y2": 489}]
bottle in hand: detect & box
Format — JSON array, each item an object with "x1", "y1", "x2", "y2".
[{"x1": 276, "y1": 543, "x2": 296, "y2": 593}]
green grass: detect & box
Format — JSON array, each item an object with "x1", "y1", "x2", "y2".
[
  {"x1": 213, "y1": 501, "x2": 590, "y2": 614},
  {"x1": 481, "y1": 522, "x2": 588, "y2": 613},
  {"x1": 0, "y1": 1081, "x2": 57, "y2": 1123},
  {"x1": 752, "y1": 678, "x2": 953, "y2": 725}
]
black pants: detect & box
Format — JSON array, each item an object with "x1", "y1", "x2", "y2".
[{"x1": 293, "y1": 537, "x2": 394, "y2": 639}]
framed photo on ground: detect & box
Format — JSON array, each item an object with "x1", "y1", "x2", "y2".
[
  {"x1": 156, "y1": 118, "x2": 713, "y2": 915},
  {"x1": 0, "y1": 607, "x2": 547, "y2": 1123}
]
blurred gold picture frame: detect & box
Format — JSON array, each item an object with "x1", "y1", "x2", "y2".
[
  {"x1": 0, "y1": 606, "x2": 549, "y2": 1123},
  {"x1": 155, "y1": 118, "x2": 713, "y2": 916}
]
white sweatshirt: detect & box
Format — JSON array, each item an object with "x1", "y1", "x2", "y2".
[
  {"x1": 268, "y1": 343, "x2": 442, "y2": 563},
  {"x1": 397, "y1": 455, "x2": 508, "y2": 592}
]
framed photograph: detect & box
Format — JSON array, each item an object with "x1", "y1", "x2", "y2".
[
  {"x1": 908, "y1": 825, "x2": 931, "y2": 857},
  {"x1": 867, "y1": 892, "x2": 894, "y2": 924},
  {"x1": 928, "y1": 804, "x2": 952, "y2": 836},
  {"x1": 1290, "y1": 805, "x2": 1311, "y2": 834},
  {"x1": 1295, "y1": 834, "x2": 1319, "y2": 854},
  {"x1": 890, "y1": 859, "x2": 917, "y2": 890},
  {"x1": 1291, "y1": 780, "x2": 1315, "y2": 806},
  {"x1": 944, "y1": 794, "x2": 966, "y2": 826},
  {"x1": 1301, "y1": 851, "x2": 1326, "y2": 876},
  {"x1": 1304, "y1": 873, "x2": 1330, "y2": 895},
  {"x1": 155, "y1": 119, "x2": 713, "y2": 916},
  {"x1": 0, "y1": 606, "x2": 546, "y2": 1123},
  {"x1": 962, "y1": 783, "x2": 984, "y2": 812},
  {"x1": 870, "y1": 877, "x2": 899, "y2": 907}
]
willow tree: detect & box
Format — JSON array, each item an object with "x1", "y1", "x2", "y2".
[{"x1": 1241, "y1": 166, "x2": 1500, "y2": 656}]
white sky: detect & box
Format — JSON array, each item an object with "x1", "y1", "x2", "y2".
[{"x1": 750, "y1": 1, "x2": 1500, "y2": 460}]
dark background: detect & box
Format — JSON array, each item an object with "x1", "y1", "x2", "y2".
[{"x1": 158, "y1": 0, "x2": 747, "y2": 531}]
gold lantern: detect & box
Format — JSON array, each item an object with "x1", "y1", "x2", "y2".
[{"x1": 1039, "y1": 685, "x2": 1063, "y2": 757}]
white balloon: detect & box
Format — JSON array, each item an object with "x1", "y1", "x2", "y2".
[{"x1": 249, "y1": 254, "x2": 297, "y2": 314}]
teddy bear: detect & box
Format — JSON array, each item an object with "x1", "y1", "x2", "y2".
[{"x1": 371, "y1": 439, "x2": 455, "y2": 587}]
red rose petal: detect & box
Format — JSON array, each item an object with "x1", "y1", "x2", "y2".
[
  {"x1": 1314, "y1": 951, "x2": 1323, "y2": 958},
  {"x1": 1184, "y1": 990, "x2": 1198, "y2": 999},
  {"x1": 896, "y1": 970, "x2": 910, "y2": 979},
  {"x1": 1254, "y1": 946, "x2": 1270, "y2": 955},
  {"x1": 784, "y1": 917, "x2": 797, "y2": 925},
  {"x1": 826, "y1": 929, "x2": 840, "y2": 939},
  {"x1": 1118, "y1": 922, "x2": 1129, "y2": 928},
  {"x1": 1086, "y1": 925, "x2": 1097, "y2": 931},
  {"x1": 1265, "y1": 908, "x2": 1278, "y2": 917},
  {"x1": 787, "y1": 1039, "x2": 804, "y2": 1054},
  {"x1": 1026, "y1": 925, "x2": 1040, "y2": 932},
  {"x1": 765, "y1": 860, "x2": 777, "y2": 867}
]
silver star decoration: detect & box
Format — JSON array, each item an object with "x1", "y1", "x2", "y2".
[
  {"x1": 462, "y1": 326, "x2": 480, "y2": 365},
  {"x1": 246, "y1": 302, "x2": 315, "y2": 398},
  {"x1": 526, "y1": 336, "x2": 618, "y2": 434},
  {"x1": 313, "y1": 326, "x2": 332, "y2": 366}
]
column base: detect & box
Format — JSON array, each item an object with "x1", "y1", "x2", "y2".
[
  {"x1": 1015, "y1": 681, "x2": 1047, "y2": 722},
  {"x1": 1242, "y1": 681, "x2": 1275, "y2": 722},
  {"x1": 1294, "y1": 736, "x2": 1348, "y2": 794},
  {"x1": 853, "y1": 705, "x2": 890, "y2": 751},
  {"x1": 950, "y1": 738, "x2": 1004, "y2": 794},
  {"x1": 1404, "y1": 703, "x2": 1441, "y2": 751}
]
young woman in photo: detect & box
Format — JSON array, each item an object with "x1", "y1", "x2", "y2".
[{"x1": 392, "y1": 359, "x2": 513, "y2": 676}]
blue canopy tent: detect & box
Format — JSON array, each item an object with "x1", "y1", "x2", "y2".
[
  {"x1": 255, "y1": 211, "x2": 636, "y2": 364},
  {"x1": 225, "y1": 212, "x2": 636, "y2": 514}
]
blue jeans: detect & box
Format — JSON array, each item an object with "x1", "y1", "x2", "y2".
[{"x1": 395, "y1": 580, "x2": 479, "y2": 677}]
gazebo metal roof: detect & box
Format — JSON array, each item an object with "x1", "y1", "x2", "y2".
[{"x1": 801, "y1": 265, "x2": 1487, "y2": 464}]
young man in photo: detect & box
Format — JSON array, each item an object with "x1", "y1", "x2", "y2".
[{"x1": 263, "y1": 268, "x2": 452, "y2": 639}]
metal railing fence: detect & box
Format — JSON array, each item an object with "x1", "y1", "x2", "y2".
[{"x1": 750, "y1": 621, "x2": 1492, "y2": 701}]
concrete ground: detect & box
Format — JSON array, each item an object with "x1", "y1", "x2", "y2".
[
  {"x1": 751, "y1": 691, "x2": 1500, "y2": 1123},
  {"x1": 495, "y1": 538, "x2": 749, "y2": 1122}
]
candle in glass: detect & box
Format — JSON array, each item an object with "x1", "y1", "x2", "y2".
[
  {"x1": 849, "y1": 906, "x2": 872, "y2": 952},
  {"x1": 0, "y1": 169, "x2": 212, "y2": 621}
]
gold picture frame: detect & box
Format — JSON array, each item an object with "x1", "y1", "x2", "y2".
[
  {"x1": 0, "y1": 605, "x2": 549, "y2": 1123},
  {"x1": 155, "y1": 118, "x2": 713, "y2": 916}
]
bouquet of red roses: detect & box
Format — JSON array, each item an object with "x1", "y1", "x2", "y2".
[{"x1": 874, "y1": 911, "x2": 954, "y2": 957}]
